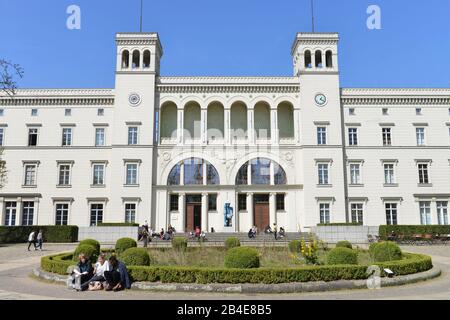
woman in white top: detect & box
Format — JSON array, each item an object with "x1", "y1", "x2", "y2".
[{"x1": 80, "y1": 253, "x2": 109, "y2": 291}]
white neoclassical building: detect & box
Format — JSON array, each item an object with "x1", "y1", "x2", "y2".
[{"x1": 0, "y1": 32, "x2": 449, "y2": 232}]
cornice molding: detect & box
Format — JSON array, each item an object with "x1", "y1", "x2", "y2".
[
  {"x1": 341, "y1": 97, "x2": 450, "y2": 106},
  {"x1": 157, "y1": 84, "x2": 300, "y2": 94}
]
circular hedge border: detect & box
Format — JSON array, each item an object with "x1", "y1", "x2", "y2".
[{"x1": 41, "y1": 251, "x2": 433, "y2": 285}]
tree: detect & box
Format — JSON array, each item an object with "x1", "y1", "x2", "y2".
[{"x1": 0, "y1": 59, "x2": 22, "y2": 188}]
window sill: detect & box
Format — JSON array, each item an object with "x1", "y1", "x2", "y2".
[
  {"x1": 349, "y1": 184, "x2": 364, "y2": 187},
  {"x1": 208, "y1": 210, "x2": 218, "y2": 213},
  {"x1": 418, "y1": 183, "x2": 433, "y2": 187},
  {"x1": 90, "y1": 184, "x2": 106, "y2": 188},
  {"x1": 56, "y1": 185, "x2": 72, "y2": 188},
  {"x1": 383, "y1": 183, "x2": 399, "y2": 187},
  {"x1": 276, "y1": 210, "x2": 287, "y2": 213},
  {"x1": 124, "y1": 184, "x2": 140, "y2": 188},
  {"x1": 317, "y1": 184, "x2": 333, "y2": 188},
  {"x1": 22, "y1": 185, "x2": 37, "y2": 188}
]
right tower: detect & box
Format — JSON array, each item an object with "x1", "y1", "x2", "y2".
[{"x1": 292, "y1": 33, "x2": 348, "y2": 226}]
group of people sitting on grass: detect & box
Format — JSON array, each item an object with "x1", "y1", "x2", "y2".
[
  {"x1": 248, "y1": 224, "x2": 286, "y2": 240},
  {"x1": 67, "y1": 253, "x2": 130, "y2": 292}
]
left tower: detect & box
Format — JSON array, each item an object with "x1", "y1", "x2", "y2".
[{"x1": 109, "y1": 33, "x2": 163, "y2": 226}]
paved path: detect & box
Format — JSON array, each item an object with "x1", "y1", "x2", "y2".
[{"x1": 0, "y1": 244, "x2": 449, "y2": 300}]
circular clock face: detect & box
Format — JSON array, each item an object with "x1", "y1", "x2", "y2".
[
  {"x1": 129, "y1": 93, "x2": 141, "y2": 106},
  {"x1": 315, "y1": 93, "x2": 327, "y2": 106}
]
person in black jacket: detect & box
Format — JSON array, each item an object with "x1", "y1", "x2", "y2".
[{"x1": 104, "y1": 255, "x2": 131, "y2": 292}]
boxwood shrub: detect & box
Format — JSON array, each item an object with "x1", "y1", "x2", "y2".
[
  {"x1": 288, "y1": 240, "x2": 301, "y2": 253},
  {"x1": 370, "y1": 241, "x2": 402, "y2": 262},
  {"x1": 327, "y1": 247, "x2": 358, "y2": 265},
  {"x1": 73, "y1": 244, "x2": 98, "y2": 262},
  {"x1": 41, "y1": 251, "x2": 433, "y2": 283},
  {"x1": 0, "y1": 225, "x2": 78, "y2": 243},
  {"x1": 172, "y1": 237, "x2": 188, "y2": 252},
  {"x1": 79, "y1": 239, "x2": 100, "y2": 255},
  {"x1": 335, "y1": 240, "x2": 353, "y2": 249},
  {"x1": 224, "y1": 247, "x2": 260, "y2": 269},
  {"x1": 121, "y1": 247, "x2": 152, "y2": 266},
  {"x1": 224, "y1": 237, "x2": 241, "y2": 249},
  {"x1": 115, "y1": 237, "x2": 137, "y2": 256}
]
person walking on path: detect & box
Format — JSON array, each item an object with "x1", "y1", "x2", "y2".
[
  {"x1": 27, "y1": 230, "x2": 37, "y2": 251},
  {"x1": 141, "y1": 226, "x2": 149, "y2": 248},
  {"x1": 36, "y1": 229, "x2": 43, "y2": 251},
  {"x1": 273, "y1": 223, "x2": 278, "y2": 241}
]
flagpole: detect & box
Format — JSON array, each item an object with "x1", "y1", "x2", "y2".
[
  {"x1": 311, "y1": 0, "x2": 315, "y2": 33},
  {"x1": 140, "y1": 0, "x2": 143, "y2": 32}
]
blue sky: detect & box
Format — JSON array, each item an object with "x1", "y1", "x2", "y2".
[{"x1": 1, "y1": 0, "x2": 449, "y2": 88}]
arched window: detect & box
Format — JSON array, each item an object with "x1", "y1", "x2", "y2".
[
  {"x1": 122, "y1": 50, "x2": 130, "y2": 69},
  {"x1": 230, "y1": 102, "x2": 247, "y2": 140},
  {"x1": 315, "y1": 50, "x2": 323, "y2": 68},
  {"x1": 143, "y1": 50, "x2": 151, "y2": 68},
  {"x1": 132, "y1": 50, "x2": 140, "y2": 69},
  {"x1": 207, "y1": 102, "x2": 224, "y2": 141},
  {"x1": 235, "y1": 158, "x2": 287, "y2": 185},
  {"x1": 254, "y1": 102, "x2": 271, "y2": 139},
  {"x1": 167, "y1": 158, "x2": 220, "y2": 185},
  {"x1": 326, "y1": 50, "x2": 333, "y2": 68},
  {"x1": 184, "y1": 102, "x2": 201, "y2": 140},
  {"x1": 160, "y1": 102, "x2": 177, "y2": 140},
  {"x1": 277, "y1": 102, "x2": 294, "y2": 139},
  {"x1": 304, "y1": 50, "x2": 312, "y2": 69}
]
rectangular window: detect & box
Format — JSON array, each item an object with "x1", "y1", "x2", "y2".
[
  {"x1": 416, "y1": 128, "x2": 425, "y2": 146},
  {"x1": 125, "y1": 203, "x2": 136, "y2": 223},
  {"x1": 384, "y1": 164, "x2": 395, "y2": 184},
  {"x1": 55, "y1": 203, "x2": 69, "y2": 226},
  {"x1": 276, "y1": 194, "x2": 285, "y2": 211},
  {"x1": 22, "y1": 201, "x2": 34, "y2": 226},
  {"x1": 0, "y1": 128, "x2": 4, "y2": 146},
  {"x1": 58, "y1": 164, "x2": 71, "y2": 186},
  {"x1": 382, "y1": 108, "x2": 388, "y2": 115},
  {"x1": 418, "y1": 164, "x2": 429, "y2": 184},
  {"x1": 90, "y1": 203, "x2": 104, "y2": 226},
  {"x1": 128, "y1": 127, "x2": 138, "y2": 145},
  {"x1": 349, "y1": 164, "x2": 361, "y2": 185},
  {"x1": 318, "y1": 164, "x2": 329, "y2": 185},
  {"x1": 95, "y1": 128, "x2": 105, "y2": 146},
  {"x1": 382, "y1": 128, "x2": 392, "y2": 146},
  {"x1": 65, "y1": 109, "x2": 72, "y2": 116},
  {"x1": 31, "y1": 109, "x2": 38, "y2": 116},
  {"x1": 416, "y1": 108, "x2": 422, "y2": 115},
  {"x1": 62, "y1": 128, "x2": 72, "y2": 146},
  {"x1": 208, "y1": 194, "x2": 217, "y2": 211},
  {"x1": 4, "y1": 201, "x2": 17, "y2": 226},
  {"x1": 0, "y1": 109, "x2": 4, "y2": 116},
  {"x1": 238, "y1": 194, "x2": 247, "y2": 211},
  {"x1": 348, "y1": 128, "x2": 358, "y2": 146},
  {"x1": 24, "y1": 164, "x2": 37, "y2": 186},
  {"x1": 349, "y1": 108, "x2": 355, "y2": 116},
  {"x1": 419, "y1": 201, "x2": 432, "y2": 225},
  {"x1": 437, "y1": 201, "x2": 448, "y2": 225},
  {"x1": 169, "y1": 194, "x2": 179, "y2": 211},
  {"x1": 350, "y1": 203, "x2": 363, "y2": 224},
  {"x1": 98, "y1": 108, "x2": 104, "y2": 116},
  {"x1": 319, "y1": 203, "x2": 330, "y2": 224},
  {"x1": 92, "y1": 164, "x2": 105, "y2": 186},
  {"x1": 385, "y1": 203, "x2": 398, "y2": 225},
  {"x1": 28, "y1": 128, "x2": 38, "y2": 146},
  {"x1": 317, "y1": 127, "x2": 327, "y2": 145},
  {"x1": 125, "y1": 163, "x2": 138, "y2": 185}
]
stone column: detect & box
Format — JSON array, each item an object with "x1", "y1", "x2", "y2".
[
  {"x1": 247, "y1": 108, "x2": 254, "y2": 144},
  {"x1": 16, "y1": 197, "x2": 22, "y2": 226},
  {"x1": 247, "y1": 192, "x2": 254, "y2": 229},
  {"x1": 269, "y1": 192, "x2": 277, "y2": 227},
  {"x1": 311, "y1": 52, "x2": 316, "y2": 69},
  {"x1": 180, "y1": 162, "x2": 185, "y2": 186},
  {"x1": 0, "y1": 198, "x2": 4, "y2": 226},
  {"x1": 201, "y1": 108, "x2": 207, "y2": 144},
  {"x1": 247, "y1": 161, "x2": 252, "y2": 185},
  {"x1": 269, "y1": 161, "x2": 275, "y2": 185},
  {"x1": 178, "y1": 193, "x2": 186, "y2": 232},
  {"x1": 271, "y1": 108, "x2": 278, "y2": 144},
  {"x1": 201, "y1": 193, "x2": 208, "y2": 232},
  {"x1": 34, "y1": 197, "x2": 40, "y2": 225},
  {"x1": 294, "y1": 109, "x2": 300, "y2": 144},
  {"x1": 177, "y1": 108, "x2": 184, "y2": 144},
  {"x1": 225, "y1": 108, "x2": 231, "y2": 145},
  {"x1": 322, "y1": 52, "x2": 326, "y2": 68}
]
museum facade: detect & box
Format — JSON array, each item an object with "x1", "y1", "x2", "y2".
[{"x1": 0, "y1": 32, "x2": 449, "y2": 232}]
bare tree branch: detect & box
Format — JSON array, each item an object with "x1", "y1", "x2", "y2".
[{"x1": 0, "y1": 59, "x2": 24, "y2": 98}]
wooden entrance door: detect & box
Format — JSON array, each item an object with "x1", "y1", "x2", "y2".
[
  {"x1": 254, "y1": 202, "x2": 269, "y2": 232},
  {"x1": 186, "y1": 203, "x2": 202, "y2": 231}
]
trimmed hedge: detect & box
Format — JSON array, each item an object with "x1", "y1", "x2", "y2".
[
  {"x1": 379, "y1": 225, "x2": 450, "y2": 240},
  {"x1": 335, "y1": 241, "x2": 353, "y2": 249},
  {"x1": 327, "y1": 247, "x2": 358, "y2": 265},
  {"x1": 369, "y1": 241, "x2": 402, "y2": 262},
  {"x1": 41, "y1": 251, "x2": 433, "y2": 283},
  {"x1": 172, "y1": 237, "x2": 188, "y2": 252},
  {"x1": 73, "y1": 244, "x2": 98, "y2": 262},
  {"x1": 288, "y1": 240, "x2": 301, "y2": 253},
  {"x1": 317, "y1": 223, "x2": 362, "y2": 226},
  {"x1": 224, "y1": 237, "x2": 241, "y2": 249},
  {"x1": 121, "y1": 248, "x2": 152, "y2": 266},
  {"x1": 79, "y1": 239, "x2": 100, "y2": 255},
  {"x1": 0, "y1": 225, "x2": 78, "y2": 243},
  {"x1": 115, "y1": 237, "x2": 137, "y2": 256},
  {"x1": 97, "y1": 223, "x2": 139, "y2": 227},
  {"x1": 224, "y1": 247, "x2": 260, "y2": 269}
]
